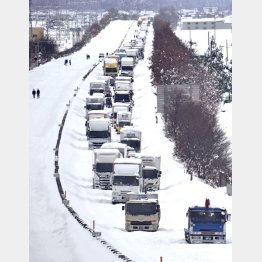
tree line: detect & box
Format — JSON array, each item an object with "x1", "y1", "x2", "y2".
[{"x1": 150, "y1": 16, "x2": 232, "y2": 187}]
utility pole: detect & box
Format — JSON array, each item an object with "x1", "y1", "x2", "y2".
[
  {"x1": 226, "y1": 39, "x2": 228, "y2": 65},
  {"x1": 29, "y1": 0, "x2": 33, "y2": 39}
]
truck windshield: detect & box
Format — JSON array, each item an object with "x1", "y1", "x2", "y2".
[
  {"x1": 114, "y1": 94, "x2": 130, "y2": 102},
  {"x1": 113, "y1": 176, "x2": 139, "y2": 186},
  {"x1": 118, "y1": 121, "x2": 131, "y2": 127},
  {"x1": 91, "y1": 84, "x2": 104, "y2": 89},
  {"x1": 126, "y1": 203, "x2": 157, "y2": 216},
  {"x1": 121, "y1": 66, "x2": 133, "y2": 71},
  {"x1": 106, "y1": 68, "x2": 118, "y2": 73},
  {"x1": 190, "y1": 210, "x2": 226, "y2": 223},
  {"x1": 122, "y1": 140, "x2": 140, "y2": 152},
  {"x1": 89, "y1": 131, "x2": 109, "y2": 138},
  {"x1": 87, "y1": 104, "x2": 103, "y2": 110},
  {"x1": 96, "y1": 163, "x2": 113, "y2": 173},
  {"x1": 143, "y1": 169, "x2": 158, "y2": 179}
]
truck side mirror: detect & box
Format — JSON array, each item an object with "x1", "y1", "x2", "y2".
[
  {"x1": 122, "y1": 206, "x2": 125, "y2": 211},
  {"x1": 156, "y1": 204, "x2": 160, "y2": 212},
  {"x1": 186, "y1": 211, "x2": 189, "y2": 217},
  {"x1": 227, "y1": 214, "x2": 231, "y2": 221}
]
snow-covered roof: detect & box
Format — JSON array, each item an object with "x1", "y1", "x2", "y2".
[{"x1": 114, "y1": 157, "x2": 142, "y2": 165}]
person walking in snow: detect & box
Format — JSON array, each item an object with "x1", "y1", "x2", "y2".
[
  {"x1": 36, "y1": 89, "x2": 40, "y2": 99},
  {"x1": 32, "y1": 89, "x2": 36, "y2": 98},
  {"x1": 69, "y1": 59, "x2": 71, "y2": 65}
]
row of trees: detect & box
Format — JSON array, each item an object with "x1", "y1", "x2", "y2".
[{"x1": 150, "y1": 16, "x2": 232, "y2": 187}]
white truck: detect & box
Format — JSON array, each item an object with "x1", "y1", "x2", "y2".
[
  {"x1": 122, "y1": 192, "x2": 161, "y2": 232},
  {"x1": 86, "y1": 109, "x2": 109, "y2": 121},
  {"x1": 111, "y1": 158, "x2": 143, "y2": 204},
  {"x1": 103, "y1": 58, "x2": 119, "y2": 77},
  {"x1": 87, "y1": 118, "x2": 111, "y2": 149},
  {"x1": 120, "y1": 127, "x2": 142, "y2": 153},
  {"x1": 97, "y1": 75, "x2": 114, "y2": 88},
  {"x1": 137, "y1": 154, "x2": 162, "y2": 191},
  {"x1": 114, "y1": 80, "x2": 134, "y2": 103},
  {"x1": 101, "y1": 142, "x2": 128, "y2": 158},
  {"x1": 89, "y1": 80, "x2": 106, "y2": 95},
  {"x1": 115, "y1": 111, "x2": 132, "y2": 134},
  {"x1": 114, "y1": 90, "x2": 131, "y2": 104},
  {"x1": 114, "y1": 80, "x2": 132, "y2": 91},
  {"x1": 92, "y1": 148, "x2": 122, "y2": 190},
  {"x1": 111, "y1": 102, "x2": 132, "y2": 125},
  {"x1": 85, "y1": 109, "x2": 110, "y2": 135},
  {"x1": 120, "y1": 57, "x2": 135, "y2": 77},
  {"x1": 85, "y1": 93, "x2": 105, "y2": 111},
  {"x1": 125, "y1": 48, "x2": 139, "y2": 64},
  {"x1": 115, "y1": 76, "x2": 134, "y2": 86}
]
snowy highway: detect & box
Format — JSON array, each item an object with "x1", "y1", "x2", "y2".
[{"x1": 30, "y1": 19, "x2": 232, "y2": 262}]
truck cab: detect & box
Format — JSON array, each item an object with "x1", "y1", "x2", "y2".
[
  {"x1": 92, "y1": 148, "x2": 122, "y2": 190},
  {"x1": 87, "y1": 118, "x2": 111, "y2": 149},
  {"x1": 184, "y1": 200, "x2": 231, "y2": 244},
  {"x1": 86, "y1": 109, "x2": 110, "y2": 135},
  {"x1": 138, "y1": 154, "x2": 162, "y2": 191},
  {"x1": 103, "y1": 58, "x2": 119, "y2": 77},
  {"x1": 115, "y1": 111, "x2": 132, "y2": 134},
  {"x1": 85, "y1": 94, "x2": 105, "y2": 111},
  {"x1": 111, "y1": 102, "x2": 132, "y2": 125},
  {"x1": 122, "y1": 192, "x2": 161, "y2": 232},
  {"x1": 111, "y1": 158, "x2": 142, "y2": 204},
  {"x1": 120, "y1": 127, "x2": 142, "y2": 153},
  {"x1": 89, "y1": 80, "x2": 106, "y2": 95},
  {"x1": 120, "y1": 57, "x2": 134, "y2": 77}
]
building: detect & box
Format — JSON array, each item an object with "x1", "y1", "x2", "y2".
[
  {"x1": 29, "y1": 27, "x2": 45, "y2": 41},
  {"x1": 181, "y1": 17, "x2": 232, "y2": 30}
]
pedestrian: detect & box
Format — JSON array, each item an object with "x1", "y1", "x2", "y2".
[
  {"x1": 32, "y1": 89, "x2": 36, "y2": 98},
  {"x1": 64, "y1": 59, "x2": 68, "y2": 66},
  {"x1": 36, "y1": 89, "x2": 40, "y2": 99},
  {"x1": 69, "y1": 59, "x2": 71, "y2": 65},
  {"x1": 106, "y1": 97, "x2": 112, "y2": 108},
  {"x1": 155, "y1": 115, "x2": 158, "y2": 124}
]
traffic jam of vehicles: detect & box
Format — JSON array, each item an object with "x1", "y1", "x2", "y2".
[{"x1": 84, "y1": 15, "x2": 231, "y2": 241}]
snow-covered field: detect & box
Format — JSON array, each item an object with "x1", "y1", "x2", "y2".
[
  {"x1": 175, "y1": 27, "x2": 232, "y2": 63},
  {"x1": 29, "y1": 19, "x2": 232, "y2": 262}
]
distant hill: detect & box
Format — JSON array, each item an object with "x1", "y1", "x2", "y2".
[{"x1": 31, "y1": 0, "x2": 232, "y2": 11}]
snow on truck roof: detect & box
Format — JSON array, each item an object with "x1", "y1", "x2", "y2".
[
  {"x1": 101, "y1": 142, "x2": 128, "y2": 149},
  {"x1": 120, "y1": 126, "x2": 141, "y2": 133},
  {"x1": 114, "y1": 158, "x2": 142, "y2": 164},
  {"x1": 104, "y1": 58, "x2": 118, "y2": 64},
  {"x1": 94, "y1": 148, "x2": 120, "y2": 155},
  {"x1": 87, "y1": 109, "x2": 108, "y2": 115},
  {"x1": 121, "y1": 57, "x2": 134, "y2": 61}
]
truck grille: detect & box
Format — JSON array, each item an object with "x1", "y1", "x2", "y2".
[{"x1": 131, "y1": 221, "x2": 152, "y2": 225}]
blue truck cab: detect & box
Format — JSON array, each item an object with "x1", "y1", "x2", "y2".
[{"x1": 184, "y1": 199, "x2": 231, "y2": 244}]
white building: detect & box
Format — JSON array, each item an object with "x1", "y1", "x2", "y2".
[{"x1": 181, "y1": 17, "x2": 232, "y2": 30}]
